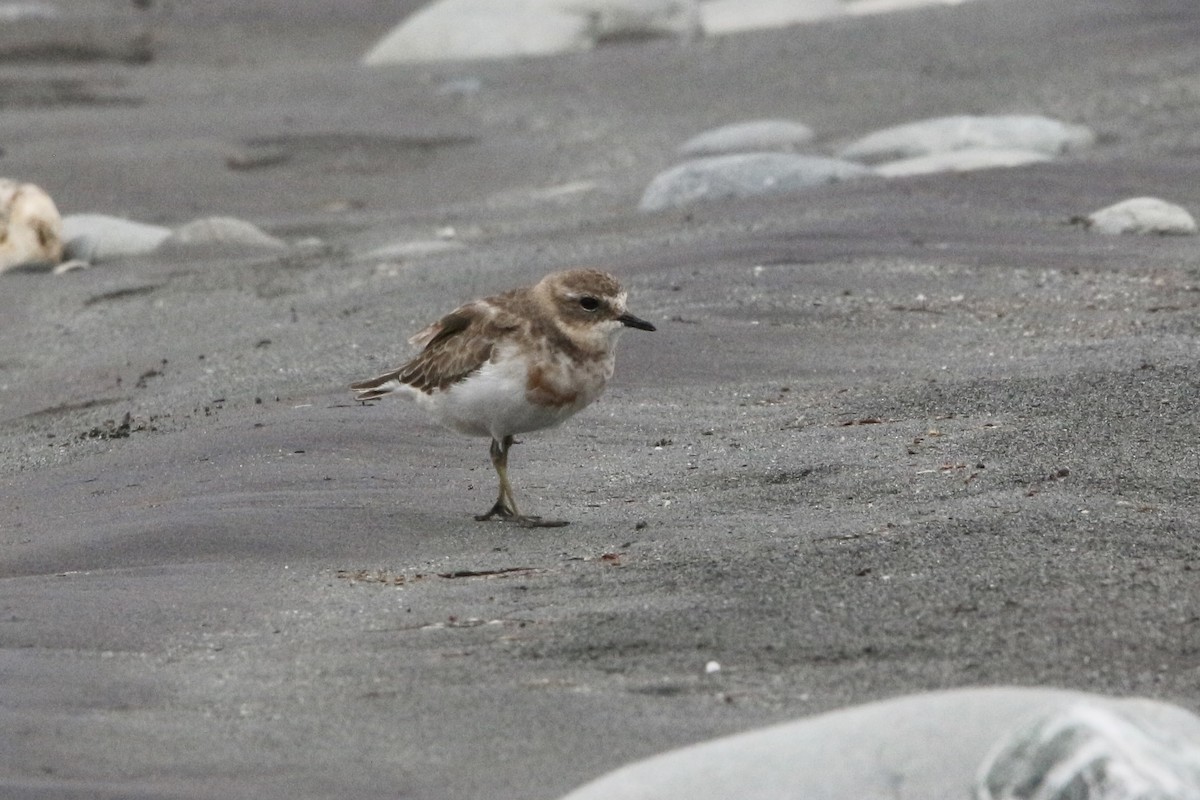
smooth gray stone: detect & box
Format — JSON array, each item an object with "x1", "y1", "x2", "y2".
[
  {"x1": 639, "y1": 152, "x2": 871, "y2": 211},
  {"x1": 839, "y1": 115, "x2": 1096, "y2": 163},
  {"x1": 677, "y1": 120, "x2": 815, "y2": 158},
  {"x1": 875, "y1": 146, "x2": 1051, "y2": 177},
  {"x1": 61, "y1": 213, "x2": 172, "y2": 263}
]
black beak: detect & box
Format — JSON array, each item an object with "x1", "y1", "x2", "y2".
[{"x1": 618, "y1": 312, "x2": 656, "y2": 332}]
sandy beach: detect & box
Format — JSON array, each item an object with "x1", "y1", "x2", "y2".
[{"x1": 2, "y1": 1, "x2": 1200, "y2": 797}]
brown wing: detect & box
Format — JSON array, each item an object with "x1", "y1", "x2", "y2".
[
  {"x1": 351, "y1": 302, "x2": 521, "y2": 397},
  {"x1": 398, "y1": 310, "x2": 499, "y2": 393}
]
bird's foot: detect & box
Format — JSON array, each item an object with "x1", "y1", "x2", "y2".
[
  {"x1": 474, "y1": 502, "x2": 568, "y2": 528},
  {"x1": 474, "y1": 499, "x2": 514, "y2": 522}
]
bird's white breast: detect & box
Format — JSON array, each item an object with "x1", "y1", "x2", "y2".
[{"x1": 414, "y1": 342, "x2": 613, "y2": 440}]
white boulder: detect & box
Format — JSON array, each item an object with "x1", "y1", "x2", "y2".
[
  {"x1": 839, "y1": 115, "x2": 1096, "y2": 163},
  {"x1": 362, "y1": 0, "x2": 701, "y2": 65},
  {"x1": 639, "y1": 152, "x2": 871, "y2": 212},
  {"x1": 977, "y1": 702, "x2": 1200, "y2": 800},
  {"x1": 677, "y1": 119, "x2": 815, "y2": 158},
  {"x1": 875, "y1": 147, "x2": 1051, "y2": 177},
  {"x1": 62, "y1": 214, "x2": 172, "y2": 263},
  {"x1": 0, "y1": 178, "x2": 62, "y2": 272},
  {"x1": 559, "y1": 688, "x2": 1200, "y2": 800},
  {"x1": 1082, "y1": 197, "x2": 1197, "y2": 236}
]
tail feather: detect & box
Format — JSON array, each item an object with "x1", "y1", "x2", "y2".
[{"x1": 350, "y1": 371, "x2": 403, "y2": 402}]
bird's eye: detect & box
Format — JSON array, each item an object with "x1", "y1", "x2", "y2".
[{"x1": 579, "y1": 296, "x2": 600, "y2": 312}]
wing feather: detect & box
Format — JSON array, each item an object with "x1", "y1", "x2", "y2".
[{"x1": 350, "y1": 301, "x2": 523, "y2": 399}]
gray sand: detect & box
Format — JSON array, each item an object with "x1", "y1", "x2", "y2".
[{"x1": 2, "y1": 1, "x2": 1200, "y2": 798}]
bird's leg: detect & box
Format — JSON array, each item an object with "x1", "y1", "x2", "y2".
[
  {"x1": 476, "y1": 436, "x2": 518, "y2": 521},
  {"x1": 474, "y1": 436, "x2": 568, "y2": 528}
]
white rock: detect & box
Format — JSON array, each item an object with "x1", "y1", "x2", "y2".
[
  {"x1": 977, "y1": 703, "x2": 1200, "y2": 800},
  {"x1": 61, "y1": 213, "x2": 169, "y2": 265},
  {"x1": 0, "y1": 178, "x2": 62, "y2": 272},
  {"x1": 638, "y1": 153, "x2": 871, "y2": 212},
  {"x1": 362, "y1": 0, "x2": 701, "y2": 65},
  {"x1": 365, "y1": 2, "x2": 589, "y2": 63},
  {"x1": 839, "y1": 115, "x2": 1096, "y2": 163},
  {"x1": 700, "y1": 0, "x2": 844, "y2": 35},
  {"x1": 875, "y1": 147, "x2": 1051, "y2": 177},
  {"x1": 677, "y1": 120, "x2": 815, "y2": 158},
  {"x1": 159, "y1": 217, "x2": 288, "y2": 251},
  {"x1": 846, "y1": 0, "x2": 977, "y2": 15},
  {"x1": 558, "y1": 688, "x2": 1200, "y2": 800},
  {"x1": 1083, "y1": 197, "x2": 1198, "y2": 236}
]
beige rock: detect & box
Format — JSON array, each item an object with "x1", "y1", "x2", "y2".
[{"x1": 0, "y1": 179, "x2": 63, "y2": 272}]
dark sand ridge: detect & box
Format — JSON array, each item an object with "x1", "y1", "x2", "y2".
[{"x1": 1, "y1": 1, "x2": 1200, "y2": 798}]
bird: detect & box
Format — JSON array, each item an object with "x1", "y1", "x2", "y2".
[{"x1": 350, "y1": 268, "x2": 656, "y2": 527}]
